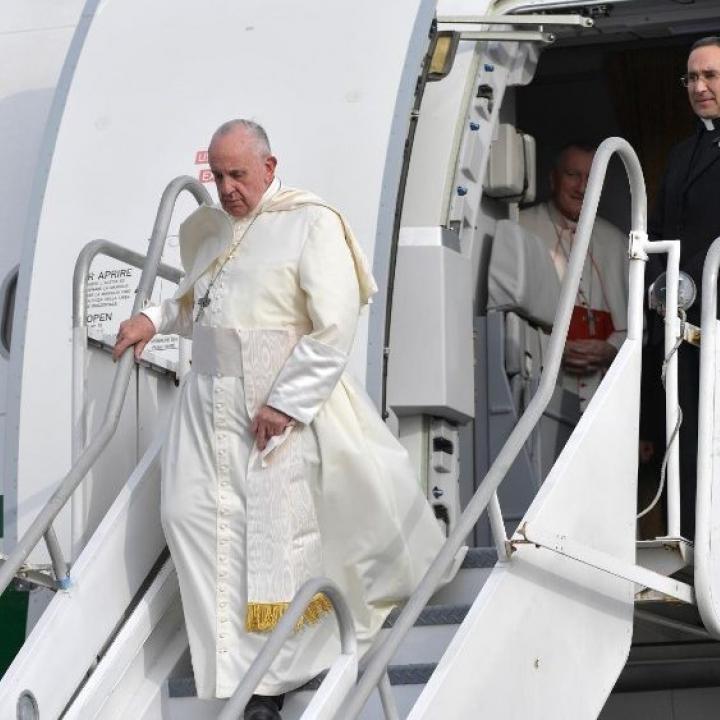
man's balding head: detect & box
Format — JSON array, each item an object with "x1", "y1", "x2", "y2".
[{"x1": 208, "y1": 119, "x2": 277, "y2": 218}]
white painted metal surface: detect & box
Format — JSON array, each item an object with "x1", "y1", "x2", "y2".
[
  {"x1": 5, "y1": 0, "x2": 436, "y2": 562},
  {"x1": 520, "y1": 523, "x2": 695, "y2": 605},
  {"x1": 410, "y1": 340, "x2": 640, "y2": 719},
  {"x1": 694, "y1": 237, "x2": 720, "y2": 639},
  {"x1": 0, "y1": 0, "x2": 84, "y2": 541},
  {"x1": 388, "y1": 227, "x2": 474, "y2": 422},
  {"x1": 0, "y1": 432, "x2": 166, "y2": 718},
  {"x1": 63, "y1": 559, "x2": 186, "y2": 720}
]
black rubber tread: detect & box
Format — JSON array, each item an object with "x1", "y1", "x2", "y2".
[
  {"x1": 383, "y1": 603, "x2": 470, "y2": 627},
  {"x1": 168, "y1": 663, "x2": 439, "y2": 697},
  {"x1": 461, "y1": 547, "x2": 498, "y2": 569}
]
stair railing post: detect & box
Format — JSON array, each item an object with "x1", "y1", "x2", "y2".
[
  {"x1": 694, "y1": 235, "x2": 720, "y2": 638},
  {"x1": 662, "y1": 242, "x2": 682, "y2": 538},
  {"x1": 641, "y1": 239, "x2": 682, "y2": 538},
  {"x1": 378, "y1": 671, "x2": 400, "y2": 720}
]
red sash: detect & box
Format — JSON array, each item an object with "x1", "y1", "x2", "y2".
[{"x1": 568, "y1": 305, "x2": 614, "y2": 341}]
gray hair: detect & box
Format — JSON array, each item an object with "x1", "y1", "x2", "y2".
[
  {"x1": 211, "y1": 119, "x2": 272, "y2": 157},
  {"x1": 552, "y1": 141, "x2": 597, "y2": 170},
  {"x1": 691, "y1": 36, "x2": 720, "y2": 53}
]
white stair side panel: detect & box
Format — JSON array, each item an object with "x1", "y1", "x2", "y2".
[
  {"x1": 0, "y1": 0, "x2": 85, "y2": 554},
  {"x1": 409, "y1": 340, "x2": 641, "y2": 719},
  {"x1": 0, "y1": 433, "x2": 166, "y2": 720},
  {"x1": 64, "y1": 559, "x2": 185, "y2": 720}
]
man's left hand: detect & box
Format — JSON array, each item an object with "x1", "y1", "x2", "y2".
[
  {"x1": 251, "y1": 405, "x2": 293, "y2": 451},
  {"x1": 563, "y1": 339, "x2": 617, "y2": 375}
]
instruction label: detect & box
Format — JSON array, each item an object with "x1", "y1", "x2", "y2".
[{"x1": 85, "y1": 235, "x2": 183, "y2": 372}]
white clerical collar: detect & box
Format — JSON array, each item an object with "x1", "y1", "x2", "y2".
[
  {"x1": 262, "y1": 176, "x2": 281, "y2": 204},
  {"x1": 702, "y1": 117, "x2": 718, "y2": 131},
  {"x1": 249, "y1": 176, "x2": 281, "y2": 215}
]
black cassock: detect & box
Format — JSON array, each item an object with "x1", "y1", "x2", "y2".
[{"x1": 642, "y1": 117, "x2": 720, "y2": 539}]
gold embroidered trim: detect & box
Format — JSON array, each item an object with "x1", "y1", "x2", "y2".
[{"x1": 245, "y1": 593, "x2": 333, "y2": 633}]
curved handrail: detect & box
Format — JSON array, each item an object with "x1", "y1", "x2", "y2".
[
  {"x1": 73, "y1": 239, "x2": 184, "y2": 326},
  {"x1": 340, "y1": 137, "x2": 648, "y2": 719},
  {"x1": 694, "y1": 235, "x2": 720, "y2": 638},
  {"x1": 70, "y1": 239, "x2": 185, "y2": 559},
  {"x1": 218, "y1": 578, "x2": 358, "y2": 720},
  {"x1": 0, "y1": 176, "x2": 211, "y2": 595}
]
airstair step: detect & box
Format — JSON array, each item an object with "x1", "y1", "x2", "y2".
[
  {"x1": 430, "y1": 546, "x2": 497, "y2": 605},
  {"x1": 166, "y1": 682, "x2": 427, "y2": 720},
  {"x1": 460, "y1": 547, "x2": 498, "y2": 568},
  {"x1": 167, "y1": 663, "x2": 439, "y2": 720},
  {"x1": 385, "y1": 602, "x2": 469, "y2": 628},
  {"x1": 167, "y1": 605, "x2": 470, "y2": 698},
  {"x1": 165, "y1": 549, "x2": 496, "y2": 717}
]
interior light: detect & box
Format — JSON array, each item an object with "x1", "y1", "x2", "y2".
[
  {"x1": 648, "y1": 271, "x2": 697, "y2": 316},
  {"x1": 428, "y1": 31, "x2": 459, "y2": 81}
]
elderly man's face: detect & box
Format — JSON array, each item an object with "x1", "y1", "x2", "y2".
[
  {"x1": 550, "y1": 147, "x2": 594, "y2": 223},
  {"x1": 687, "y1": 45, "x2": 720, "y2": 119},
  {"x1": 208, "y1": 129, "x2": 277, "y2": 218}
]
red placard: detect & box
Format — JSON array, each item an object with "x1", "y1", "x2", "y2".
[
  {"x1": 195, "y1": 150, "x2": 208, "y2": 164},
  {"x1": 198, "y1": 168, "x2": 213, "y2": 183}
]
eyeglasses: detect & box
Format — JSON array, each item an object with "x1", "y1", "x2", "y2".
[{"x1": 680, "y1": 70, "x2": 720, "y2": 88}]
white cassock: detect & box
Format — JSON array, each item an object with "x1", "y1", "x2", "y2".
[
  {"x1": 142, "y1": 178, "x2": 451, "y2": 698},
  {"x1": 519, "y1": 201, "x2": 629, "y2": 409}
]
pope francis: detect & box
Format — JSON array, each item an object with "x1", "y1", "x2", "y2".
[{"x1": 112, "y1": 120, "x2": 449, "y2": 719}]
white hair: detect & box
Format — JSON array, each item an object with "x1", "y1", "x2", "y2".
[{"x1": 210, "y1": 119, "x2": 272, "y2": 157}]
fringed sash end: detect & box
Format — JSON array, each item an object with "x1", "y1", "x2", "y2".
[{"x1": 245, "y1": 593, "x2": 333, "y2": 633}]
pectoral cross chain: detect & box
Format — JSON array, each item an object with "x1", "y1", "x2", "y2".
[
  {"x1": 195, "y1": 292, "x2": 212, "y2": 322},
  {"x1": 192, "y1": 210, "x2": 263, "y2": 324},
  {"x1": 587, "y1": 308, "x2": 596, "y2": 337}
]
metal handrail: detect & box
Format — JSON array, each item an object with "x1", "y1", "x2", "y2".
[
  {"x1": 339, "y1": 137, "x2": 648, "y2": 719},
  {"x1": 73, "y1": 240, "x2": 183, "y2": 325},
  {"x1": 70, "y1": 240, "x2": 184, "y2": 559},
  {"x1": 0, "y1": 175, "x2": 211, "y2": 595},
  {"x1": 218, "y1": 578, "x2": 358, "y2": 720},
  {"x1": 694, "y1": 235, "x2": 720, "y2": 638},
  {"x1": 642, "y1": 239, "x2": 682, "y2": 537}
]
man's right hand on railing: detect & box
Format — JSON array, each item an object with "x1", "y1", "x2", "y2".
[{"x1": 112, "y1": 313, "x2": 156, "y2": 361}]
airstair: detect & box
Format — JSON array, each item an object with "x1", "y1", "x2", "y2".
[{"x1": 2, "y1": 133, "x2": 720, "y2": 720}]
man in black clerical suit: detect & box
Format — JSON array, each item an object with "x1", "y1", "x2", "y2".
[{"x1": 642, "y1": 36, "x2": 720, "y2": 539}]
